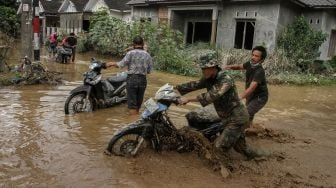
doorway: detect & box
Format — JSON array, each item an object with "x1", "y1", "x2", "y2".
[
  {"x1": 83, "y1": 20, "x2": 90, "y2": 32},
  {"x1": 328, "y1": 30, "x2": 336, "y2": 57},
  {"x1": 186, "y1": 21, "x2": 212, "y2": 44}
]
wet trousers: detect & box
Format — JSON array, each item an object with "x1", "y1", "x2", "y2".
[
  {"x1": 214, "y1": 104, "x2": 257, "y2": 161},
  {"x1": 246, "y1": 96, "x2": 268, "y2": 122},
  {"x1": 126, "y1": 74, "x2": 147, "y2": 109}
]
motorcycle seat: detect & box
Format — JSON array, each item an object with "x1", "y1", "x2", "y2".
[
  {"x1": 107, "y1": 72, "x2": 127, "y2": 83},
  {"x1": 186, "y1": 111, "x2": 222, "y2": 130},
  {"x1": 57, "y1": 47, "x2": 72, "y2": 55}
]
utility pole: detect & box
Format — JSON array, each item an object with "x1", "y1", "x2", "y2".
[
  {"x1": 33, "y1": 0, "x2": 40, "y2": 61},
  {"x1": 21, "y1": 0, "x2": 32, "y2": 59}
]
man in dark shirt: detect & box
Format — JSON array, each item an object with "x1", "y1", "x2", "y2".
[
  {"x1": 224, "y1": 46, "x2": 268, "y2": 126},
  {"x1": 65, "y1": 33, "x2": 77, "y2": 62}
]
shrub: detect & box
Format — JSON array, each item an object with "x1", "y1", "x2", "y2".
[
  {"x1": 89, "y1": 8, "x2": 130, "y2": 55},
  {"x1": 277, "y1": 15, "x2": 327, "y2": 72},
  {"x1": 329, "y1": 56, "x2": 336, "y2": 69},
  {"x1": 76, "y1": 32, "x2": 91, "y2": 53},
  {"x1": 0, "y1": 5, "x2": 19, "y2": 37},
  {"x1": 88, "y1": 9, "x2": 196, "y2": 75}
]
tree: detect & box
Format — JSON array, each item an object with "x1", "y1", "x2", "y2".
[
  {"x1": 0, "y1": 0, "x2": 19, "y2": 37},
  {"x1": 0, "y1": 0, "x2": 18, "y2": 8}
]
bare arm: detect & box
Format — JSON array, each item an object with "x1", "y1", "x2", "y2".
[
  {"x1": 240, "y1": 81, "x2": 258, "y2": 100},
  {"x1": 105, "y1": 61, "x2": 119, "y2": 68},
  {"x1": 179, "y1": 96, "x2": 199, "y2": 105},
  {"x1": 224, "y1": 64, "x2": 244, "y2": 70}
]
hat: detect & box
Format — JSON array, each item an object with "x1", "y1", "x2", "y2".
[{"x1": 198, "y1": 50, "x2": 219, "y2": 69}]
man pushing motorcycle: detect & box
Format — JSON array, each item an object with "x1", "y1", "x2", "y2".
[{"x1": 175, "y1": 51, "x2": 264, "y2": 175}]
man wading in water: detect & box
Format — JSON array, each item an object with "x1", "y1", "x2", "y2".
[{"x1": 103, "y1": 36, "x2": 153, "y2": 115}]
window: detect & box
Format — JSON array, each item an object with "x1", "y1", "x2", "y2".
[
  {"x1": 140, "y1": 17, "x2": 151, "y2": 22},
  {"x1": 234, "y1": 20, "x2": 255, "y2": 50}
]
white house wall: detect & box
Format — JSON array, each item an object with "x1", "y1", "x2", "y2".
[
  {"x1": 60, "y1": 13, "x2": 82, "y2": 34},
  {"x1": 65, "y1": 1, "x2": 77, "y2": 13},
  {"x1": 132, "y1": 7, "x2": 158, "y2": 23},
  {"x1": 122, "y1": 13, "x2": 132, "y2": 23},
  {"x1": 217, "y1": 2, "x2": 280, "y2": 51},
  {"x1": 277, "y1": 2, "x2": 300, "y2": 37},
  {"x1": 318, "y1": 11, "x2": 336, "y2": 59},
  {"x1": 92, "y1": 0, "x2": 108, "y2": 12}
]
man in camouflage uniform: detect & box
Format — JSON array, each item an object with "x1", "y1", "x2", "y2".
[{"x1": 176, "y1": 51, "x2": 259, "y2": 166}]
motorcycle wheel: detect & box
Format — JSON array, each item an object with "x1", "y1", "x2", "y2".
[
  {"x1": 55, "y1": 55, "x2": 62, "y2": 63},
  {"x1": 109, "y1": 133, "x2": 147, "y2": 157},
  {"x1": 64, "y1": 92, "x2": 93, "y2": 114},
  {"x1": 65, "y1": 56, "x2": 71, "y2": 64}
]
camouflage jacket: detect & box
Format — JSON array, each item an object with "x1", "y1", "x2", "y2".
[{"x1": 176, "y1": 70, "x2": 241, "y2": 118}]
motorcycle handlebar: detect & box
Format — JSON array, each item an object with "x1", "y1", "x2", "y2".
[
  {"x1": 157, "y1": 97, "x2": 180, "y2": 106},
  {"x1": 90, "y1": 57, "x2": 105, "y2": 66}
]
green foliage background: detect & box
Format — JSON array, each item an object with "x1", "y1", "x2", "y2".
[
  {"x1": 277, "y1": 16, "x2": 327, "y2": 72},
  {"x1": 78, "y1": 8, "x2": 201, "y2": 76},
  {"x1": 0, "y1": 0, "x2": 19, "y2": 37}
]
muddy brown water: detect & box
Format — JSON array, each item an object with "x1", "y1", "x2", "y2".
[{"x1": 1, "y1": 50, "x2": 336, "y2": 187}]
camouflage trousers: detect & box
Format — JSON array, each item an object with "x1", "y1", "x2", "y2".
[{"x1": 214, "y1": 104, "x2": 257, "y2": 161}]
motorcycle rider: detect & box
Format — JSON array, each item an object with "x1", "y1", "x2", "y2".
[
  {"x1": 176, "y1": 51, "x2": 263, "y2": 174},
  {"x1": 103, "y1": 36, "x2": 153, "y2": 115}
]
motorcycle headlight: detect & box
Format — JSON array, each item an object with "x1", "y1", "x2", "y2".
[
  {"x1": 154, "y1": 84, "x2": 178, "y2": 100},
  {"x1": 89, "y1": 63, "x2": 99, "y2": 70}
]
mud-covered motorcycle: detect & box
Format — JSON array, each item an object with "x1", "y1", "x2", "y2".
[
  {"x1": 106, "y1": 84, "x2": 224, "y2": 157},
  {"x1": 64, "y1": 58, "x2": 127, "y2": 114},
  {"x1": 55, "y1": 44, "x2": 72, "y2": 64}
]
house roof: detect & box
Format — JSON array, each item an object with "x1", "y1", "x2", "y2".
[
  {"x1": 71, "y1": 0, "x2": 89, "y2": 11},
  {"x1": 127, "y1": 0, "x2": 220, "y2": 5},
  {"x1": 295, "y1": 0, "x2": 336, "y2": 8},
  {"x1": 128, "y1": 0, "x2": 336, "y2": 8},
  {"x1": 105, "y1": 0, "x2": 131, "y2": 11},
  {"x1": 84, "y1": 0, "x2": 99, "y2": 12},
  {"x1": 40, "y1": 0, "x2": 63, "y2": 14},
  {"x1": 59, "y1": 0, "x2": 89, "y2": 13},
  {"x1": 127, "y1": 0, "x2": 146, "y2": 5},
  {"x1": 84, "y1": 0, "x2": 130, "y2": 12}
]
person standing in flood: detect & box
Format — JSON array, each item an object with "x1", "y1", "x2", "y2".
[
  {"x1": 65, "y1": 32, "x2": 77, "y2": 62},
  {"x1": 224, "y1": 46, "x2": 268, "y2": 127},
  {"x1": 103, "y1": 36, "x2": 153, "y2": 115},
  {"x1": 48, "y1": 32, "x2": 57, "y2": 57}
]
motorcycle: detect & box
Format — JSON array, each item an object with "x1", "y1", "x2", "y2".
[
  {"x1": 55, "y1": 44, "x2": 72, "y2": 64},
  {"x1": 106, "y1": 84, "x2": 224, "y2": 157},
  {"x1": 64, "y1": 58, "x2": 128, "y2": 114}
]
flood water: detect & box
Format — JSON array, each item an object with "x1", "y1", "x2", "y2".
[{"x1": 1, "y1": 49, "x2": 336, "y2": 187}]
